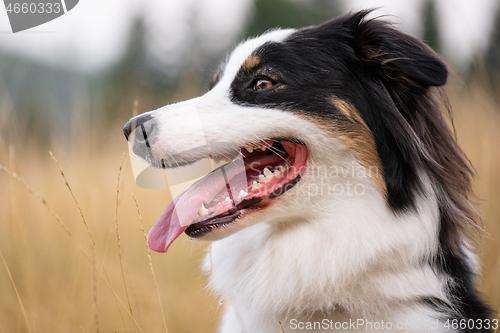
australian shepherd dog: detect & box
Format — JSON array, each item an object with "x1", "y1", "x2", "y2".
[{"x1": 124, "y1": 10, "x2": 494, "y2": 332}]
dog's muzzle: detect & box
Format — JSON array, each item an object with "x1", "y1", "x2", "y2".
[{"x1": 123, "y1": 104, "x2": 245, "y2": 197}]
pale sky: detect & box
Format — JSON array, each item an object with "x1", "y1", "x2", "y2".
[{"x1": 0, "y1": 0, "x2": 497, "y2": 73}]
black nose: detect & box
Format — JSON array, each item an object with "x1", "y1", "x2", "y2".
[
  {"x1": 123, "y1": 114, "x2": 154, "y2": 141},
  {"x1": 124, "y1": 114, "x2": 159, "y2": 160}
]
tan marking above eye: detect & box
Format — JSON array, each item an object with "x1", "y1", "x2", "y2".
[
  {"x1": 242, "y1": 55, "x2": 261, "y2": 71},
  {"x1": 254, "y1": 79, "x2": 273, "y2": 90}
]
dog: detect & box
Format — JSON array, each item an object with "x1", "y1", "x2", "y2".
[{"x1": 123, "y1": 10, "x2": 494, "y2": 332}]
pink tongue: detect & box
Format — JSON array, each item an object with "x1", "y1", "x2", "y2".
[{"x1": 147, "y1": 160, "x2": 245, "y2": 253}]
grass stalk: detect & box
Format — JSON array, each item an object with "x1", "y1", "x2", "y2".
[
  {"x1": 48, "y1": 151, "x2": 130, "y2": 332},
  {"x1": 115, "y1": 152, "x2": 137, "y2": 333},
  {"x1": 0, "y1": 248, "x2": 32, "y2": 333},
  {"x1": 0, "y1": 161, "x2": 145, "y2": 332},
  {"x1": 8, "y1": 145, "x2": 17, "y2": 237},
  {"x1": 279, "y1": 321, "x2": 286, "y2": 333},
  {"x1": 93, "y1": 250, "x2": 100, "y2": 333},
  {"x1": 132, "y1": 193, "x2": 169, "y2": 333},
  {"x1": 0, "y1": 162, "x2": 92, "y2": 262}
]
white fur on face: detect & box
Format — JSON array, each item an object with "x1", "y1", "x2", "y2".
[{"x1": 132, "y1": 30, "x2": 453, "y2": 332}]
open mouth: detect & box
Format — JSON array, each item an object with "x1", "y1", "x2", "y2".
[
  {"x1": 146, "y1": 139, "x2": 308, "y2": 253},
  {"x1": 185, "y1": 140, "x2": 308, "y2": 237}
]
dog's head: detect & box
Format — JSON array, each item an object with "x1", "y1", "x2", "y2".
[{"x1": 124, "y1": 11, "x2": 475, "y2": 256}]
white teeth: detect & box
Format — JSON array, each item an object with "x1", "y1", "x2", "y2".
[
  {"x1": 258, "y1": 174, "x2": 266, "y2": 183},
  {"x1": 259, "y1": 173, "x2": 273, "y2": 183},
  {"x1": 264, "y1": 167, "x2": 273, "y2": 178},
  {"x1": 238, "y1": 190, "x2": 248, "y2": 199},
  {"x1": 275, "y1": 164, "x2": 287, "y2": 177},
  {"x1": 246, "y1": 143, "x2": 267, "y2": 151},
  {"x1": 225, "y1": 197, "x2": 231, "y2": 202},
  {"x1": 199, "y1": 203, "x2": 209, "y2": 217},
  {"x1": 251, "y1": 181, "x2": 261, "y2": 191},
  {"x1": 217, "y1": 202, "x2": 222, "y2": 205},
  {"x1": 261, "y1": 168, "x2": 274, "y2": 182}
]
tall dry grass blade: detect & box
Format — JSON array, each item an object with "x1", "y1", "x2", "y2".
[
  {"x1": 0, "y1": 162, "x2": 92, "y2": 263},
  {"x1": 0, "y1": 248, "x2": 32, "y2": 333},
  {"x1": 93, "y1": 250, "x2": 100, "y2": 333},
  {"x1": 48, "y1": 151, "x2": 129, "y2": 332},
  {"x1": 132, "y1": 193, "x2": 169, "y2": 333},
  {"x1": 115, "y1": 152, "x2": 137, "y2": 333},
  {"x1": 0, "y1": 159, "x2": 146, "y2": 332},
  {"x1": 8, "y1": 145, "x2": 17, "y2": 236},
  {"x1": 132, "y1": 99, "x2": 139, "y2": 117},
  {"x1": 279, "y1": 321, "x2": 286, "y2": 333}
]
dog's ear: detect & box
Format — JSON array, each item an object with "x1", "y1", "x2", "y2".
[{"x1": 346, "y1": 11, "x2": 448, "y2": 88}]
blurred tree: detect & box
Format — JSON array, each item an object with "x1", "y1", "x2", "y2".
[
  {"x1": 245, "y1": 0, "x2": 341, "y2": 37},
  {"x1": 485, "y1": 3, "x2": 500, "y2": 91},
  {"x1": 0, "y1": 51, "x2": 92, "y2": 146},
  {"x1": 101, "y1": 0, "x2": 344, "y2": 124},
  {"x1": 421, "y1": 0, "x2": 441, "y2": 54},
  {"x1": 100, "y1": 17, "x2": 176, "y2": 124}
]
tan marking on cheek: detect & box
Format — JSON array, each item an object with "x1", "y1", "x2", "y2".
[
  {"x1": 241, "y1": 55, "x2": 261, "y2": 72},
  {"x1": 297, "y1": 99, "x2": 387, "y2": 200},
  {"x1": 331, "y1": 97, "x2": 368, "y2": 128}
]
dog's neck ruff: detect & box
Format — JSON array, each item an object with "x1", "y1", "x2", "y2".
[{"x1": 205, "y1": 172, "x2": 447, "y2": 332}]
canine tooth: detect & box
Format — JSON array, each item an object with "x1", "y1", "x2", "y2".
[
  {"x1": 238, "y1": 190, "x2": 248, "y2": 199},
  {"x1": 199, "y1": 203, "x2": 209, "y2": 217},
  {"x1": 264, "y1": 167, "x2": 273, "y2": 178}
]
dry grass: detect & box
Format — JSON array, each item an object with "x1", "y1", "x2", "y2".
[
  {"x1": 0, "y1": 79, "x2": 499, "y2": 332},
  {"x1": 0, "y1": 123, "x2": 220, "y2": 332}
]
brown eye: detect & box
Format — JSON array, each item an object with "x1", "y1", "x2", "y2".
[{"x1": 253, "y1": 79, "x2": 273, "y2": 90}]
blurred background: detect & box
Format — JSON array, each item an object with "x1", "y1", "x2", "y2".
[{"x1": 0, "y1": 0, "x2": 499, "y2": 332}]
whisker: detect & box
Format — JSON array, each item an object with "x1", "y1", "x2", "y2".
[{"x1": 251, "y1": 134, "x2": 292, "y2": 167}]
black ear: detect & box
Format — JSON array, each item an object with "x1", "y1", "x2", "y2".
[{"x1": 347, "y1": 11, "x2": 448, "y2": 88}]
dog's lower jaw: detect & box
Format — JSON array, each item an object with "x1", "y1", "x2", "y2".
[{"x1": 203, "y1": 176, "x2": 455, "y2": 333}]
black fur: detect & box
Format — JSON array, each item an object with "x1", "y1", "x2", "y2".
[
  {"x1": 230, "y1": 11, "x2": 447, "y2": 211},
  {"x1": 226, "y1": 10, "x2": 494, "y2": 331}
]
